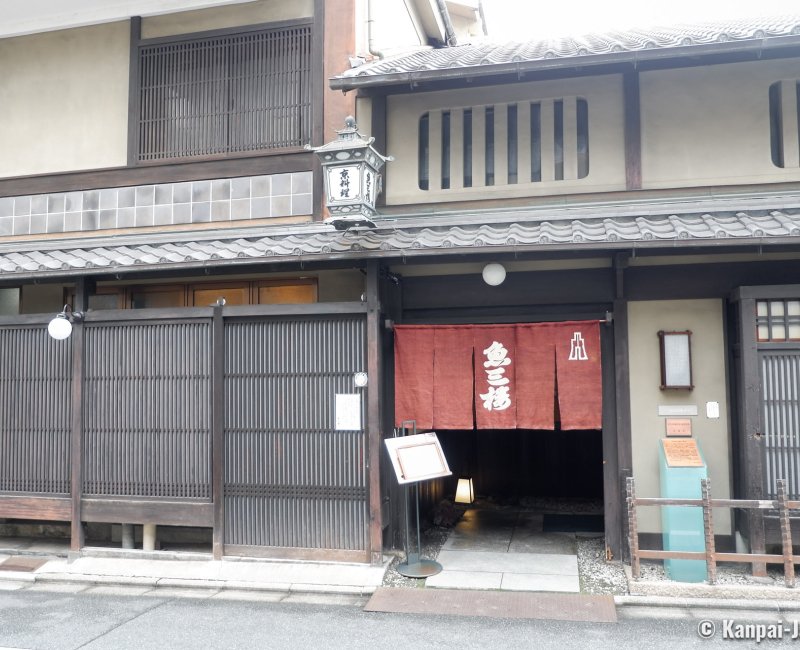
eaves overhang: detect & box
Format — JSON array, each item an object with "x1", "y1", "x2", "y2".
[
  {"x1": 332, "y1": 36, "x2": 800, "y2": 91},
  {"x1": 331, "y1": 16, "x2": 800, "y2": 92},
  {"x1": 3, "y1": 193, "x2": 800, "y2": 282}
]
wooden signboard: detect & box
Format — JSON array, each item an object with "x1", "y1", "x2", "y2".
[
  {"x1": 665, "y1": 418, "x2": 692, "y2": 437},
  {"x1": 661, "y1": 438, "x2": 704, "y2": 468},
  {"x1": 384, "y1": 432, "x2": 452, "y2": 485}
]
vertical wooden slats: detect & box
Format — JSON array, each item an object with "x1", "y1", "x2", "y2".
[
  {"x1": 428, "y1": 111, "x2": 443, "y2": 191},
  {"x1": 417, "y1": 97, "x2": 592, "y2": 191},
  {"x1": 780, "y1": 80, "x2": 800, "y2": 169},
  {"x1": 760, "y1": 352, "x2": 800, "y2": 500},
  {"x1": 0, "y1": 327, "x2": 71, "y2": 495},
  {"x1": 138, "y1": 26, "x2": 312, "y2": 161},
  {"x1": 563, "y1": 97, "x2": 579, "y2": 181},
  {"x1": 450, "y1": 109, "x2": 464, "y2": 191},
  {"x1": 223, "y1": 316, "x2": 368, "y2": 551},
  {"x1": 494, "y1": 103, "x2": 508, "y2": 185},
  {"x1": 82, "y1": 321, "x2": 212, "y2": 499}
]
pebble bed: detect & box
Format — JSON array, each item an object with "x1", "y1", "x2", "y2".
[
  {"x1": 635, "y1": 559, "x2": 786, "y2": 585},
  {"x1": 576, "y1": 535, "x2": 629, "y2": 595}
]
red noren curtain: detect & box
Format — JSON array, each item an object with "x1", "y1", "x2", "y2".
[{"x1": 394, "y1": 321, "x2": 602, "y2": 430}]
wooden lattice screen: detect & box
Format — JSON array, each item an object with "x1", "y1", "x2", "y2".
[{"x1": 138, "y1": 24, "x2": 312, "y2": 161}]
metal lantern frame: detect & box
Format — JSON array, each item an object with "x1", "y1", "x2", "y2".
[{"x1": 307, "y1": 117, "x2": 392, "y2": 227}]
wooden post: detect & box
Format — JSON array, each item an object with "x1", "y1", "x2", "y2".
[
  {"x1": 626, "y1": 477, "x2": 640, "y2": 579},
  {"x1": 366, "y1": 261, "x2": 384, "y2": 565},
  {"x1": 701, "y1": 478, "x2": 717, "y2": 584},
  {"x1": 623, "y1": 69, "x2": 642, "y2": 190},
  {"x1": 739, "y1": 296, "x2": 768, "y2": 576},
  {"x1": 600, "y1": 320, "x2": 620, "y2": 560},
  {"x1": 126, "y1": 17, "x2": 142, "y2": 167},
  {"x1": 70, "y1": 278, "x2": 89, "y2": 553},
  {"x1": 211, "y1": 304, "x2": 225, "y2": 560},
  {"x1": 777, "y1": 479, "x2": 795, "y2": 588}
]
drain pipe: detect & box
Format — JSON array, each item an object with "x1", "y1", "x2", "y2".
[
  {"x1": 367, "y1": 0, "x2": 386, "y2": 59},
  {"x1": 477, "y1": 0, "x2": 488, "y2": 36},
  {"x1": 434, "y1": 0, "x2": 458, "y2": 46}
]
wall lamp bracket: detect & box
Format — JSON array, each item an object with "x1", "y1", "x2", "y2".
[{"x1": 47, "y1": 304, "x2": 84, "y2": 340}]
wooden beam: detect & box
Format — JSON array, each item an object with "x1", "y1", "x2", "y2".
[
  {"x1": 366, "y1": 260, "x2": 383, "y2": 565},
  {"x1": 224, "y1": 545, "x2": 369, "y2": 563},
  {"x1": 211, "y1": 304, "x2": 225, "y2": 559},
  {"x1": 0, "y1": 152, "x2": 315, "y2": 198},
  {"x1": 81, "y1": 499, "x2": 213, "y2": 527},
  {"x1": 623, "y1": 69, "x2": 642, "y2": 190},
  {"x1": 0, "y1": 496, "x2": 71, "y2": 521}
]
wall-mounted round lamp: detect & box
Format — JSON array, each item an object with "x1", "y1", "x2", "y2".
[
  {"x1": 354, "y1": 371, "x2": 369, "y2": 388},
  {"x1": 482, "y1": 263, "x2": 506, "y2": 286},
  {"x1": 47, "y1": 304, "x2": 83, "y2": 340}
]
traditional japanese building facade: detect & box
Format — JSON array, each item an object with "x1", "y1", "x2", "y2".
[
  {"x1": 332, "y1": 14, "x2": 800, "y2": 561},
  {"x1": 0, "y1": 0, "x2": 487, "y2": 564},
  {"x1": 1, "y1": 1, "x2": 799, "y2": 566}
]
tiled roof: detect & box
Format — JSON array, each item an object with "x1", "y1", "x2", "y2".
[
  {"x1": 332, "y1": 15, "x2": 800, "y2": 88},
  {"x1": 2, "y1": 206, "x2": 800, "y2": 279}
]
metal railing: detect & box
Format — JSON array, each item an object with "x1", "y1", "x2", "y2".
[{"x1": 627, "y1": 477, "x2": 798, "y2": 587}]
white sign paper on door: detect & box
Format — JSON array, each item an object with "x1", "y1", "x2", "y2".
[{"x1": 335, "y1": 393, "x2": 362, "y2": 430}]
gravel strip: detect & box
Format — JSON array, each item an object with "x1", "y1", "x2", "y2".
[
  {"x1": 382, "y1": 524, "x2": 451, "y2": 588},
  {"x1": 577, "y1": 535, "x2": 629, "y2": 595}
]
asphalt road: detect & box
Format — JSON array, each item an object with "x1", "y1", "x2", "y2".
[{"x1": 0, "y1": 584, "x2": 795, "y2": 649}]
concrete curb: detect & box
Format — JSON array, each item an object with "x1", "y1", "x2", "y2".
[
  {"x1": 616, "y1": 595, "x2": 800, "y2": 611},
  {"x1": 0, "y1": 571, "x2": 35, "y2": 583},
  {"x1": 10, "y1": 571, "x2": 377, "y2": 596}
]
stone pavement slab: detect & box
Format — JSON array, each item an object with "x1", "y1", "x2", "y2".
[
  {"x1": 508, "y1": 531, "x2": 576, "y2": 555},
  {"x1": 5, "y1": 551, "x2": 391, "y2": 597},
  {"x1": 425, "y1": 569, "x2": 503, "y2": 590},
  {"x1": 436, "y1": 549, "x2": 578, "y2": 575},
  {"x1": 500, "y1": 572, "x2": 579, "y2": 593}
]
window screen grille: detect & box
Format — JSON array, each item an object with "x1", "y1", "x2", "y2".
[
  {"x1": 138, "y1": 25, "x2": 312, "y2": 161},
  {"x1": 418, "y1": 98, "x2": 589, "y2": 191}
]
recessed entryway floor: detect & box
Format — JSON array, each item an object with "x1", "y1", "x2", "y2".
[{"x1": 426, "y1": 507, "x2": 593, "y2": 593}]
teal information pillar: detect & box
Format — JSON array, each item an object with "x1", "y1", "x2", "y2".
[{"x1": 659, "y1": 439, "x2": 707, "y2": 583}]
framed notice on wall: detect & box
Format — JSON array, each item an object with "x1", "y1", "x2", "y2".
[
  {"x1": 384, "y1": 432, "x2": 452, "y2": 485},
  {"x1": 661, "y1": 438, "x2": 704, "y2": 468}
]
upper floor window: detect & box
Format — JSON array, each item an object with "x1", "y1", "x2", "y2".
[
  {"x1": 757, "y1": 299, "x2": 800, "y2": 342},
  {"x1": 769, "y1": 80, "x2": 800, "y2": 168},
  {"x1": 137, "y1": 23, "x2": 312, "y2": 162},
  {"x1": 418, "y1": 98, "x2": 589, "y2": 191}
]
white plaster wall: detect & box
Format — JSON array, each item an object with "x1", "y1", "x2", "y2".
[
  {"x1": 385, "y1": 74, "x2": 626, "y2": 205},
  {"x1": 628, "y1": 299, "x2": 732, "y2": 534},
  {"x1": 0, "y1": 22, "x2": 130, "y2": 177},
  {"x1": 641, "y1": 58, "x2": 800, "y2": 189},
  {"x1": 141, "y1": 0, "x2": 313, "y2": 38}
]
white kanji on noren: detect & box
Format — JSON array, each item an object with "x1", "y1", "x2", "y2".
[
  {"x1": 480, "y1": 341, "x2": 512, "y2": 411},
  {"x1": 568, "y1": 332, "x2": 588, "y2": 361}
]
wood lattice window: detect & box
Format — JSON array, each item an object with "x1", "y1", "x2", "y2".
[
  {"x1": 138, "y1": 24, "x2": 312, "y2": 162},
  {"x1": 756, "y1": 299, "x2": 800, "y2": 342},
  {"x1": 418, "y1": 98, "x2": 589, "y2": 191}
]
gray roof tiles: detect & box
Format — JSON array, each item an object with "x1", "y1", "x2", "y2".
[
  {"x1": 1, "y1": 208, "x2": 800, "y2": 279},
  {"x1": 332, "y1": 15, "x2": 800, "y2": 88}
]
